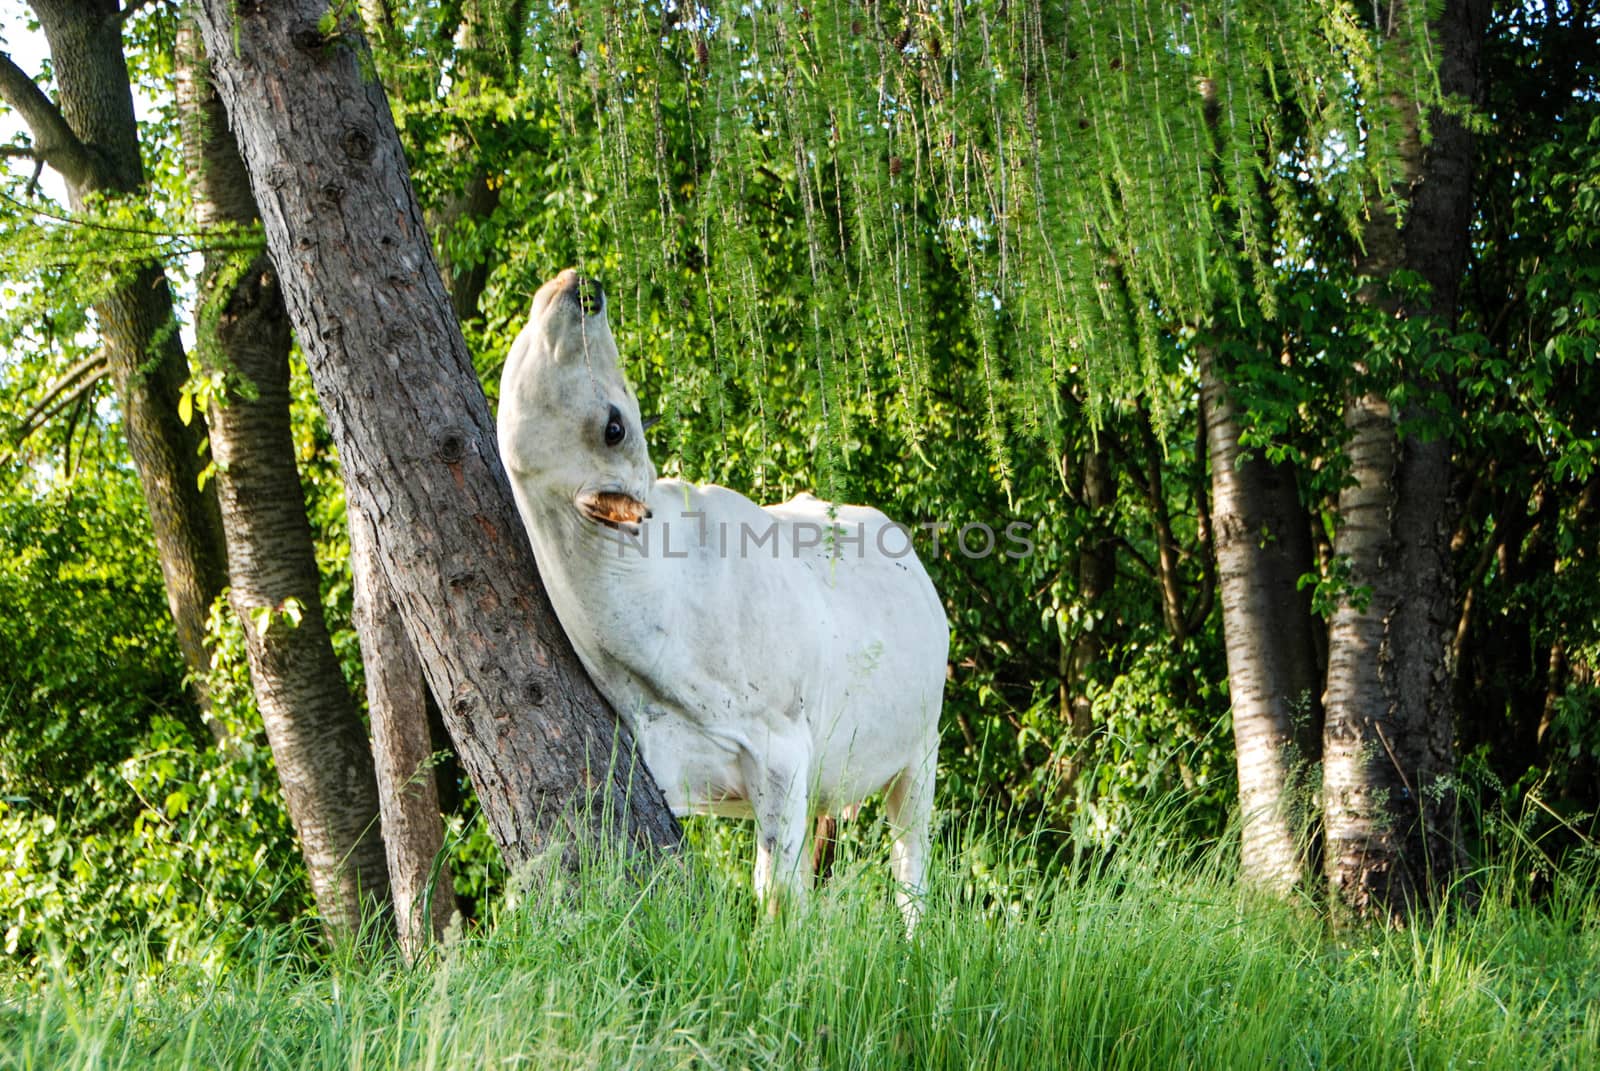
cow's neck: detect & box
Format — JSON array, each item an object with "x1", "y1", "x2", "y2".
[{"x1": 521, "y1": 486, "x2": 664, "y2": 616}]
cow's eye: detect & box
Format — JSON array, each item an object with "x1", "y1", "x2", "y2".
[{"x1": 604, "y1": 404, "x2": 626, "y2": 448}]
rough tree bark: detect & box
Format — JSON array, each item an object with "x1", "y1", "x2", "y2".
[
  {"x1": 358, "y1": 0, "x2": 500, "y2": 943},
  {"x1": 352, "y1": 0, "x2": 484, "y2": 947},
  {"x1": 1189, "y1": 61, "x2": 1323, "y2": 898},
  {"x1": 1321, "y1": 0, "x2": 1488, "y2": 922},
  {"x1": 351, "y1": 508, "x2": 460, "y2": 957},
  {"x1": 191, "y1": 1, "x2": 682, "y2": 867},
  {"x1": 2, "y1": 2, "x2": 229, "y2": 716},
  {"x1": 175, "y1": 20, "x2": 391, "y2": 936},
  {"x1": 1199, "y1": 348, "x2": 1322, "y2": 896}
]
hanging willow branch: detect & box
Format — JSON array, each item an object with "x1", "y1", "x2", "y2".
[
  {"x1": 0, "y1": 187, "x2": 264, "y2": 274},
  {"x1": 510, "y1": 0, "x2": 1436, "y2": 473}
]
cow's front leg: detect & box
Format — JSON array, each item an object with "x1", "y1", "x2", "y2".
[{"x1": 740, "y1": 739, "x2": 812, "y2": 918}]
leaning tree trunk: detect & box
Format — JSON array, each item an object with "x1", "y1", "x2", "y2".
[
  {"x1": 351, "y1": 508, "x2": 460, "y2": 959},
  {"x1": 7, "y1": 1, "x2": 229, "y2": 718},
  {"x1": 191, "y1": 1, "x2": 682, "y2": 867},
  {"x1": 348, "y1": 0, "x2": 485, "y2": 946},
  {"x1": 1199, "y1": 348, "x2": 1323, "y2": 896},
  {"x1": 1321, "y1": 0, "x2": 1487, "y2": 923},
  {"x1": 176, "y1": 19, "x2": 392, "y2": 936}
]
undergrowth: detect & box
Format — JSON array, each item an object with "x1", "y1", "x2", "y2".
[{"x1": 0, "y1": 805, "x2": 1595, "y2": 1070}]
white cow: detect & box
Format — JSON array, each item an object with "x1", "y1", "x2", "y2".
[{"x1": 497, "y1": 270, "x2": 948, "y2": 927}]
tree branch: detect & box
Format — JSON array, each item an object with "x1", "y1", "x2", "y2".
[
  {"x1": 8, "y1": 352, "x2": 107, "y2": 438},
  {"x1": 1, "y1": 358, "x2": 108, "y2": 469},
  {"x1": 0, "y1": 52, "x2": 95, "y2": 190},
  {"x1": 61, "y1": 386, "x2": 90, "y2": 479},
  {"x1": 1133, "y1": 405, "x2": 1189, "y2": 644},
  {"x1": 1113, "y1": 535, "x2": 1157, "y2": 579}
]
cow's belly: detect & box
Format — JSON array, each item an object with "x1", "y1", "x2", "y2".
[
  {"x1": 804, "y1": 650, "x2": 943, "y2": 811},
  {"x1": 617, "y1": 680, "x2": 927, "y2": 822},
  {"x1": 793, "y1": 566, "x2": 946, "y2": 811}
]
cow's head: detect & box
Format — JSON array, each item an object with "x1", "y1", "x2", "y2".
[{"x1": 499, "y1": 270, "x2": 655, "y2": 528}]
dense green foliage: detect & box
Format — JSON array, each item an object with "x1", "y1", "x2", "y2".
[
  {"x1": 0, "y1": 478, "x2": 302, "y2": 967},
  {"x1": 0, "y1": 470, "x2": 182, "y2": 796}
]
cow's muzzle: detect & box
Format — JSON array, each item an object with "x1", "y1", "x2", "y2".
[{"x1": 576, "y1": 489, "x2": 651, "y2": 529}]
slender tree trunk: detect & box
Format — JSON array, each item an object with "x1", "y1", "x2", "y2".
[
  {"x1": 1058, "y1": 442, "x2": 1115, "y2": 794},
  {"x1": 351, "y1": 507, "x2": 460, "y2": 958},
  {"x1": 342, "y1": 0, "x2": 487, "y2": 939},
  {"x1": 191, "y1": 1, "x2": 682, "y2": 868},
  {"x1": 431, "y1": 174, "x2": 500, "y2": 325},
  {"x1": 411, "y1": 0, "x2": 508, "y2": 835},
  {"x1": 1322, "y1": 386, "x2": 1438, "y2": 918},
  {"x1": 426, "y1": 1, "x2": 505, "y2": 326},
  {"x1": 175, "y1": 20, "x2": 392, "y2": 936},
  {"x1": 10, "y1": 1, "x2": 229, "y2": 719},
  {"x1": 1321, "y1": 0, "x2": 1487, "y2": 922},
  {"x1": 1135, "y1": 411, "x2": 1192, "y2": 645},
  {"x1": 1190, "y1": 73, "x2": 1319, "y2": 893},
  {"x1": 1200, "y1": 348, "x2": 1322, "y2": 896}
]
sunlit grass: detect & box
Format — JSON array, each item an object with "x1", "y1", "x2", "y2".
[{"x1": 1, "y1": 807, "x2": 1596, "y2": 1070}]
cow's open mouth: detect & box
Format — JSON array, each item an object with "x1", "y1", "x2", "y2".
[{"x1": 576, "y1": 489, "x2": 652, "y2": 530}]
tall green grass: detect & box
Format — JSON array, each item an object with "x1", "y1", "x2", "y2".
[{"x1": 2, "y1": 808, "x2": 1596, "y2": 1070}]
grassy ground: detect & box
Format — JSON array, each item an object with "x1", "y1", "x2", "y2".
[{"x1": 1, "y1": 816, "x2": 1596, "y2": 1070}]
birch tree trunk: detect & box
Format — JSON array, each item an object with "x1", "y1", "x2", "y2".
[
  {"x1": 190, "y1": 0, "x2": 682, "y2": 867},
  {"x1": 1321, "y1": 0, "x2": 1488, "y2": 922},
  {"x1": 176, "y1": 20, "x2": 392, "y2": 936},
  {"x1": 1199, "y1": 349, "x2": 1322, "y2": 896}
]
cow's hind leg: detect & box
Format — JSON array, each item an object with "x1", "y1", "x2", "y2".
[
  {"x1": 885, "y1": 741, "x2": 936, "y2": 933},
  {"x1": 741, "y1": 743, "x2": 812, "y2": 919}
]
